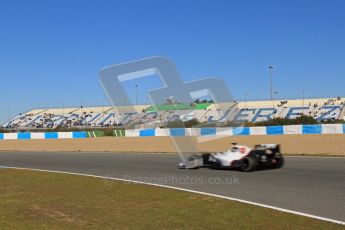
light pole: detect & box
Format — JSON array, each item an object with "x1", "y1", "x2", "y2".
[
  {"x1": 273, "y1": 91, "x2": 278, "y2": 109},
  {"x1": 8, "y1": 104, "x2": 11, "y2": 122},
  {"x1": 244, "y1": 92, "x2": 248, "y2": 109},
  {"x1": 302, "y1": 89, "x2": 305, "y2": 115},
  {"x1": 62, "y1": 100, "x2": 65, "y2": 118},
  {"x1": 145, "y1": 91, "x2": 148, "y2": 108},
  {"x1": 135, "y1": 84, "x2": 138, "y2": 105},
  {"x1": 268, "y1": 65, "x2": 276, "y2": 103},
  {"x1": 302, "y1": 89, "x2": 306, "y2": 107},
  {"x1": 8, "y1": 104, "x2": 11, "y2": 131},
  {"x1": 102, "y1": 98, "x2": 105, "y2": 128}
]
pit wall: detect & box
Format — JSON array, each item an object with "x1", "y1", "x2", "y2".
[{"x1": 0, "y1": 124, "x2": 344, "y2": 140}]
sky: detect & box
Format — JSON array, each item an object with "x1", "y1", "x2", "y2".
[{"x1": 0, "y1": 0, "x2": 344, "y2": 124}]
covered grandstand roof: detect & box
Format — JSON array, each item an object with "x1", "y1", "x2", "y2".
[{"x1": 145, "y1": 103, "x2": 212, "y2": 112}]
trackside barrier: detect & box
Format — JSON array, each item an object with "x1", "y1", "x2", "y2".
[
  {"x1": 139, "y1": 129, "x2": 155, "y2": 137},
  {"x1": 125, "y1": 124, "x2": 345, "y2": 137},
  {"x1": 31, "y1": 133, "x2": 45, "y2": 139},
  {"x1": 125, "y1": 129, "x2": 139, "y2": 137},
  {"x1": 283, "y1": 125, "x2": 302, "y2": 135},
  {"x1": 170, "y1": 128, "x2": 185, "y2": 136},
  {"x1": 322, "y1": 124, "x2": 343, "y2": 134},
  {"x1": 216, "y1": 127, "x2": 232, "y2": 136},
  {"x1": 186, "y1": 128, "x2": 200, "y2": 136},
  {"x1": 18, "y1": 133, "x2": 31, "y2": 140},
  {"x1": 0, "y1": 124, "x2": 344, "y2": 140},
  {"x1": 58, "y1": 132, "x2": 73, "y2": 139},
  {"x1": 113, "y1": 130, "x2": 125, "y2": 137},
  {"x1": 302, "y1": 125, "x2": 322, "y2": 134},
  {"x1": 4, "y1": 133, "x2": 18, "y2": 140},
  {"x1": 266, "y1": 126, "x2": 284, "y2": 135},
  {"x1": 249, "y1": 127, "x2": 267, "y2": 135},
  {"x1": 233, "y1": 127, "x2": 250, "y2": 136},
  {"x1": 0, "y1": 132, "x2": 88, "y2": 140},
  {"x1": 200, "y1": 128, "x2": 216, "y2": 136},
  {"x1": 155, "y1": 128, "x2": 170, "y2": 136},
  {"x1": 87, "y1": 131, "x2": 105, "y2": 138},
  {"x1": 45, "y1": 132, "x2": 58, "y2": 139},
  {"x1": 72, "y1": 132, "x2": 87, "y2": 139}
]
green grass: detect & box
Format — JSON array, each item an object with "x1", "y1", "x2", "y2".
[{"x1": 0, "y1": 169, "x2": 343, "y2": 230}]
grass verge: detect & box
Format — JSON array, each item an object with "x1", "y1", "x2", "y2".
[{"x1": 0, "y1": 169, "x2": 343, "y2": 229}]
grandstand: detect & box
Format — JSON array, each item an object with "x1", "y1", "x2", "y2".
[{"x1": 2, "y1": 97, "x2": 344, "y2": 130}]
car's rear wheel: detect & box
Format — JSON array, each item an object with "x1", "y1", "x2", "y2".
[
  {"x1": 241, "y1": 157, "x2": 258, "y2": 172},
  {"x1": 272, "y1": 157, "x2": 284, "y2": 169}
]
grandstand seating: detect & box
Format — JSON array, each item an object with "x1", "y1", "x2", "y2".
[{"x1": 2, "y1": 97, "x2": 344, "y2": 130}]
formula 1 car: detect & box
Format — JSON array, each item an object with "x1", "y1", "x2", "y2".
[{"x1": 178, "y1": 143, "x2": 284, "y2": 172}]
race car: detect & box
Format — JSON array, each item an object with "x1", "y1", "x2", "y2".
[{"x1": 178, "y1": 143, "x2": 284, "y2": 172}]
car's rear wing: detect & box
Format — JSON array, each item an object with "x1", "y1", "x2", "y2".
[{"x1": 254, "y1": 144, "x2": 281, "y2": 154}]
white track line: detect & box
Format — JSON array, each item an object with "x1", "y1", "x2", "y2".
[
  {"x1": 2, "y1": 166, "x2": 344, "y2": 226},
  {"x1": 285, "y1": 156, "x2": 345, "y2": 159}
]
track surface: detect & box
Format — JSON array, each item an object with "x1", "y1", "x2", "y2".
[{"x1": 0, "y1": 152, "x2": 344, "y2": 222}]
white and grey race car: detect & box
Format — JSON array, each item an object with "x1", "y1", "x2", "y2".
[{"x1": 178, "y1": 143, "x2": 284, "y2": 172}]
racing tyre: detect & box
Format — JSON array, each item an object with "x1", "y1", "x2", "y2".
[
  {"x1": 272, "y1": 157, "x2": 284, "y2": 169},
  {"x1": 241, "y1": 157, "x2": 258, "y2": 172},
  {"x1": 210, "y1": 161, "x2": 220, "y2": 169}
]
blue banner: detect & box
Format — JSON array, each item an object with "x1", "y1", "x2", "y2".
[
  {"x1": 302, "y1": 125, "x2": 322, "y2": 134},
  {"x1": 45, "y1": 132, "x2": 58, "y2": 139},
  {"x1": 266, "y1": 126, "x2": 284, "y2": 135},
  {"x1": 170, "y1": 128, "x2": 185, "y2": 136},
  {"x1": 233, "y1": 127, "x2": 250, "y2": 136},
  {"x1": 201, "y1": 128, "x2": 216, "y2": 136},
  {"x1": 139, "y1": 129, "x2": 155, "y2": 137},
  {"x1": 18, "y1": 133, "x2": 31, "y2": 140},
  {"x1": 73, "y1": 132, "x2": 87, "y2": 139}
]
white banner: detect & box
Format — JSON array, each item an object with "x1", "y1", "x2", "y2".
[
  {"x1": 185, "y1": 128, "x2": 200, "y2": 136},
  {"x1": 283, "y1": 125, "x2": 302, "y2": 135},
  {"x1": 58, "y1": 132, "x2": 73, "y2": 139},
  {"x1": 125, "y1": 129, "x2": 140, "y2": 137},
  {"x1": 249, "y1": 127, "x2": 267, "y2": 135},
  {"x1": 216, "y1": 127, "x2": 232, "y2": 136},
  {"x1": 31, "y1": 132, "x2": 45, "y2": 139},
  {"x1": 155, "y1": 128, "x2": 170, "y2": 136},
  {"x1": 4, "y1": 133, "x2": 17, "y2": 140},
  {"x1": 322, "y1": 124, "x2": 343, "y2": 134}
]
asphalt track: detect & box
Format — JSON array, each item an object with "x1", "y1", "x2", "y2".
[{"x1": 0, "y1": 152, "x2": 344, "y2": 223}]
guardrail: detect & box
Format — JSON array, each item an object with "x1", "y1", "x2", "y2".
[{"x1": 0, "y1": 124, "x2": 344, "y2": 140}]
